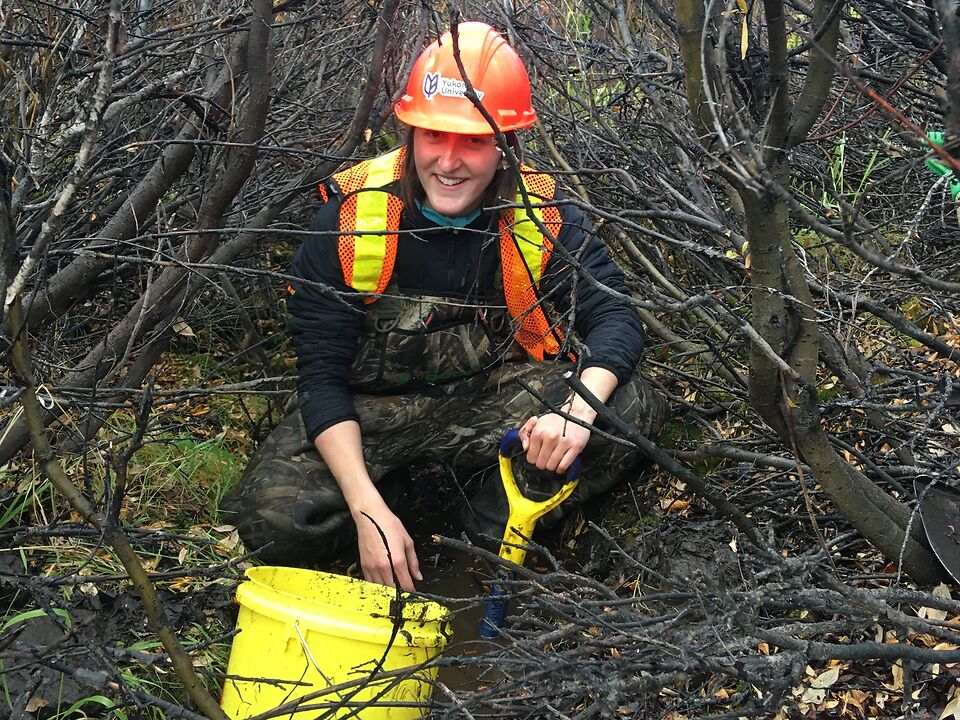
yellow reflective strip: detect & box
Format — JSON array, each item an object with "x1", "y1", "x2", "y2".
[
  {"x1": 512, "y1": 186, "x2": 547, "y2": 284},
  {"x1": 351, "y1": 153, "x2": 401, "y2": 293}
]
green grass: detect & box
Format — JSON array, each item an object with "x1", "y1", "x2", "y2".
[
  {"x1": 47, "y1": 695, "x2": 128, "y2": 720},
  {"x1": 128, "y1": 434, "x2": 243, "y2": 524},
  {"x1": 819, "y1": 129, "x2": 892, "y2": 214},
  {"x1": 0, "y1": 475, "x2": 53, "y2": 530},
  {"x1": 0, "y1": 608, "x2": 73, "y2": 715},
  {"x1": 0, "y1": 410, "x2": 250, "y2": 716},
  {"x1": 656, "y1": 420, "x2": 703, "y2": 449}
]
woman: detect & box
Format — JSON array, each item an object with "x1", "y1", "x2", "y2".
[{"x1": 222, "y1": 22, "x2": 665, "y2": 590}]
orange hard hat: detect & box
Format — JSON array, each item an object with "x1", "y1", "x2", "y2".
[{"x1": 394, "y1": 22, "x2": 537, "y2": 134}]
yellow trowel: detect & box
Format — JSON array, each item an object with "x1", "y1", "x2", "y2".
[{"x1": 479, "y1": 428, "x2": 581, "y2": 638}]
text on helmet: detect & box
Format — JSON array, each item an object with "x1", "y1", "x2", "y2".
[{"x1": 422, "y1": 72, "x2": 485, "y2": 102}]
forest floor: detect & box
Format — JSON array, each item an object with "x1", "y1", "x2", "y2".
[{"x1": 3, "y1": 360, "x2": 960, "y2": 718}]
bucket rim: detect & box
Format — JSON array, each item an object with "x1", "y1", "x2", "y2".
[{"x1": 237, "y1": 566, "x2": 452, "y2": 649}]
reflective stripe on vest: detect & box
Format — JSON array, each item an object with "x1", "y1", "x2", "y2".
[
  {"x1": 325, "y1": 150, "x2": 565, "y2": 359},
  {"x1": 330, "y1": 148, "x2": 405, "y2": 299}
]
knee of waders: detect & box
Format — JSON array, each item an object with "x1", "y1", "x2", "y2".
[
  {"x1": 220, "y1": 457, "x2": 354, "y2": 566},
  {"x1": 600, "y1": 374, "x2": 669, "y2": 439}
]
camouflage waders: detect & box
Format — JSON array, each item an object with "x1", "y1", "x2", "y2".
[{"x1": 221, "y1": 291, "x2": 666, "y2": 566}]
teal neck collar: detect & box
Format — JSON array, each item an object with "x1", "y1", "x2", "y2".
[{"x1": 416, "y1": 200, "x2": 483, "y2": 228}]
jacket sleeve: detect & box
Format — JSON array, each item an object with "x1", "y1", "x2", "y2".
[
  {"x1": 287, "y1": 198, "x2": 366, "y2": 441},
  {"x1": 540, "y1": 194, "x2": 645, "y2": 383}
]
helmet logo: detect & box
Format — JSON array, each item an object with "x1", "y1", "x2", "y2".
[
  {"x1": 421, "y1": 72, "x2": 484, "y2": 101},
  {"x1": 422, "y1": 72, "x2": 440, "y2": 100}
]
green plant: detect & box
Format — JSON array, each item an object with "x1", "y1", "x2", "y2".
[
  {"x1": 822, "y1": 129, "x2": 892, "y2": 212},
  {"x1": 656, "y1": 420, "x2": 704, "y2": 450},
  {"x1": 128, "y1": 434, "x2": 243, "y2": 523},
  {"x1": 0, "y1": 478, "x2": 52, "y2": 529},
  {"x1": 564, "y1": 1, "x2": 593, "y2": 38}
]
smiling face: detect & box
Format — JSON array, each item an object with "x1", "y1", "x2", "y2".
[{"x1": 412, "y1": 128, "x2": 502, "y2": 217}]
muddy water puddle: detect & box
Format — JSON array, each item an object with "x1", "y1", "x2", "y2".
[{"x1": 416, "y1": 541, "x2": 504, "y2": 692}]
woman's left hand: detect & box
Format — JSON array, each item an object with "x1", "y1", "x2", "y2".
[{"x1": 518, "y1": 413, "x2": 590, "y2": 474}]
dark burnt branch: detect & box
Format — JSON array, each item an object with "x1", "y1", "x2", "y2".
[
  {"x1": 23, "y1": 33, "x2": 250, "y2": 328},
  {"x1": 562, "y1": 372, "x2": 764, "y2": 546},
  {"x1": 4, "y1": 0, "x2": 121, "y2": 320}
]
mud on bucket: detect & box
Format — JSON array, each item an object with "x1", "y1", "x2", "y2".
[{"x1": 220, "y1": 566, "x2": 452, "y2": 719}]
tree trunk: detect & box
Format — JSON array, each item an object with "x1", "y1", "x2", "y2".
[
  {"x1": 743, "y1": 187, "x2": 943, "y2": 585},
  {"x1": 677, "y1": 0, "x2": 945, "y2": 584}
]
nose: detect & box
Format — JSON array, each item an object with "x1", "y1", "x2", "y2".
[{"x1": 436, "y1": 135, "x2": 462, "y2": 173}]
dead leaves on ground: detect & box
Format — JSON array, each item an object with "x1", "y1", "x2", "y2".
[{"x1": 766, "y1": 585, "x2": 960, "y2": 717}]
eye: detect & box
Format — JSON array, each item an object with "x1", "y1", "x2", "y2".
[{"x1": 468, "y1": 136, "x2": 492, "y2": 146}]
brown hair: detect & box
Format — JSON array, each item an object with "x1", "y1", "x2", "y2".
[{"x1": 397, "y1": 127, "x2": 522, "y2": 218}]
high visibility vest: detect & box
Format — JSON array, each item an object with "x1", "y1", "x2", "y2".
[{"x1": 323, "y1": 147, "x2": 566, "y2": 360}]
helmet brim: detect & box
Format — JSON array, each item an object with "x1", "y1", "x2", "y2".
[{"x1": 394, "y1": 102, "x2": 536, "y2": 135}]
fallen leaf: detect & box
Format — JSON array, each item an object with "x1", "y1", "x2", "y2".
[
  {"x1": 940, "y1": 685, "x2": 960, "y2": 720},
  {"x1": 660, "y1": 498, "x2": 690, "y2": 513},
  {"x1": 173, "y1": 318, "x2": 195, "y2": 337},
  {"x1": 918, "y1": 583, "x2": 951, "y2": 621},
  {"x1": 891, "y1": 660, "x2": 904, "y2": 691},
  {"x1": 216, "y1": 529, "x2": 240, "y2": 552},
  {"x1": 811, "y1": 666, "x2": 840, "y2": 689},
  {"x1": 842, "y1": 689, "x2": 869, "y2": 713},
  {"x1": 25, "y1": 698, "x2": 49, "y2": 713}
]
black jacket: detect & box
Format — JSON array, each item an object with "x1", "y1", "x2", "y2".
[{"x1": 288, "y1": 181, "x2": 645, "y2": 441}]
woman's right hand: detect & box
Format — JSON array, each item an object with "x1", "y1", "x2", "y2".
[
  {"x1": 353, "y1": 500, "x2": 422, "y2": 591},
  {"x1": 313, "y1": 421, "x2": 421, "y2": 590}
]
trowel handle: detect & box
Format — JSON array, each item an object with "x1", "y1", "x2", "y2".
[
  {"x1": 479, "y1": 578, "x2": 510, "y2": 638},
  {"x1": 500, "y1": 428, "x2": 582, "y2": 482}
]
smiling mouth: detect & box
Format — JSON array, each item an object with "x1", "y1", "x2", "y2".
[{"x1": 436, "y1": 175, "x2": 466, "y2": 187}]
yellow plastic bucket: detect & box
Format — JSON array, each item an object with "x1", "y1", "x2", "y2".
[{"x1": 220, "y1": 567, "x2": 451, "y2": 719}]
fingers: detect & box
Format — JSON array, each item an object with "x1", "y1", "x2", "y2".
[
  {"x1": 518, "y1": 415, "x2": 538, "y2": 450},
  {"x1": 386, "y1": 532, "x2": 421, "y2": 591},
  {"x1": 387, "y1": 552, "x2": 415, "y2": 591},
  {"x1": 535, "y1": 441, "x2": 568, "y2": 473},
  {"x1": 557, "y1": 447, "x2": 580, "y2": 474},
  {"x1": 525, "y1": 418, "x2": 565, "y2": 471},
  {"x1": 363, "y1": 539, "x2": 415, "y2": 590},
  {"x1": 406, "y1": 538, "x2": 422, "y2": 584},
  {"x1": 523, "y1": 414, "x2": 591, "y2": 473},
  {"x1": 374, "y1": 539, "x2": 416, "y2": 590},
  {"x1": 356, "y1": 511, "x2": 420, "y2": 591}
]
